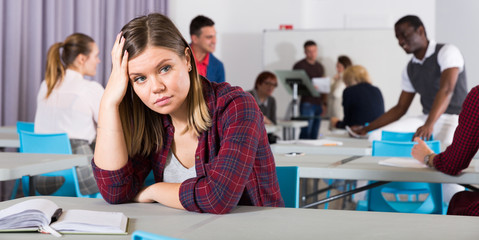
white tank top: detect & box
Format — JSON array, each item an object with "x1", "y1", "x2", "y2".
[{"x1": 163, "y1": 151, "x2": 197, "y2": 183}]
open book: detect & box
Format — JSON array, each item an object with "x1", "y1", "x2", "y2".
[{"x1": 0, "y1": 199, "x2": 128, "y2": 236}]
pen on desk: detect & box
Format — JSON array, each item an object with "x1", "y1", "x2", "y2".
[
  {"x1": 322, "y1": 143, "x2": 338, "y2": 146},
  {"x1": 51, "y1": 208, "x2": 63, "y2": 222}
]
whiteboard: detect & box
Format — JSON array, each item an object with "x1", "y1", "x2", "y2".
[{"x1": 262, "y1": 29, "x2": 421, "y2": 120}]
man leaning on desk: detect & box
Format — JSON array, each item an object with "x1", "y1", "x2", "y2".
[{"x1": 352, "y1": 15, "x2": 467, "y2": 146}]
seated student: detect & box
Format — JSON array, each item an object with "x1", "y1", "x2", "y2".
[
  {"x1": 330, "y1": 65, "x2": 384, "y2": 129},
  {"x1": 248, "y1": 71, "x2": 278, "y2": 143},
  {"x1": 35, "y1": 33, "x2": 103, "y2": 154},
  {"x1": 248, "y1": 71, "x2": 278, "y2": 125},
  {"x1": 411, "y1": 85, "x2": 479, "y2": 216},
  {"x1": 34, "y1": 33, "x2": 103, "y2": 196},
  {"x1": 92, "y1": 13, "x2": 284, "y2": 214}
]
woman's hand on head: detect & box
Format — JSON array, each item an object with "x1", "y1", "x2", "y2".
[{"x1": 103, "y1": 32, "x2": 130, "y2": 108}]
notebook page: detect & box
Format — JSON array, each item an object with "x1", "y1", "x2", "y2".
[{"x1": 51, "y1": 209, "x2": 128, "y2": 233}]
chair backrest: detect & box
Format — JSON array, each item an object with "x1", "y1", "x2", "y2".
[
  {"x1": 381, "y1": 130, "x2": 433, "y2": 142},
  {"x1": 19, "y1": 131, "x2": 72, "y2": 154},
  {"x1": 132, "y1": 230, "x2": 182, "y2": 240},
  {"x1": 381, "y1": 131, "x2": 415, "y2": 142},
  {"x1": 372, "y1": 140, "x2": 441, "y2": 157},
  {"x1": 19, "y1": 131, "x2": 76, "y2": 197},
  {"x1": 71, "y1": 166, "x2": 103, "y2": 198},
  {"x1": 276, "y1": 166, "x2": 299, "y2": 208},
  {"x1": 16, "y1": 121, "x2": 34, "y2": 134},
  {"x1": 369, "y1": 139, "x2": 444, "y2": 214},
  {"x1": 367, "y1": 181, "x2": 444, "y2": 214}
]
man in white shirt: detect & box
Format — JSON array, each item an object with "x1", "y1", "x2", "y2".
[{"x1": 354, "y1": 15, "x2": 467, "y2": 146}]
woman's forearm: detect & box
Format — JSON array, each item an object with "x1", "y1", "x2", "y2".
[{"x1": 94, "y1": 102, "x2": 129, "y2": 170}]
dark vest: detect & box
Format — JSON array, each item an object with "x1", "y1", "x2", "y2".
[{"x1": 407, "y1": 44, "x2": 467, "y2": 114}]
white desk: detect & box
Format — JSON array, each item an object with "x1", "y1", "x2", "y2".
[
  {"x1": 0, "y1": 126, "x2": 16, "y2": 134},
  {"x1": 275, "y1": 154, "x2": 479, "y2": 184},
  {"x1": 0, "y1": 152, "x2": 90, "y2": 181},
  {"x1": 276, "y1": 120, "x2": 308, "y2": 140},
  {"x1": 264, "y1": 124, "x2": 277, "y2": 134},
  {"x1": 271, "y1": 137, "x2": 371, "y2": 156},
  {"x1": 1, "y1": 196, "x2": 479, "y2": 240},
  {"x1": 275, "y1": 154, "x2": 479, "y2": 207},
  {"x1": 0, "y1": 132, "x2": 19, "y2": 148}
]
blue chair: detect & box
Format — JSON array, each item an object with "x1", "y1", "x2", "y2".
[
  {"x1": 357, "y1": 140, "x2": 445, "y2": 214},
  {"x1": 381, "y1": 130, "x2": 433, "y2": 142},
  {"x1": 10, "y1": 122, "x2": 36, "y2": 198},
  {"x1": 19, "y1": 131, "x2": 77, "y2": 197},
  {"x1": 132, "y1": 230, "x2": 182, "y2": 240},
  {"x1": 372, "y1": 140, "x2": 441, "y2": 157},
  {"x1": 276, "y1": 166, "x2": 300, "y2": 208},
  {"x1": 71, "y1": 166, "x2": 102, "y2": 198},
  {"x1": 16, "y1": 121, "x2": 34, "y2": 133},
  {"x1": 381, "y1": 131, "x2": 415, "y2": 142},
  {"x1": 144, "y1": 170, "x2": 155, "y2": 186},
  {"x1": 16, "y1": 121, "x2": 35, "y2": 153}
]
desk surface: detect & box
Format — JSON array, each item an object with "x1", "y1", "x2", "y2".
[
  {"x1": 0, "y1": 126, "x2": 16, "y2": 134},
  {"x1": 277, "y1": 120, "x2": 308, "y2": 128},
  {"x1": 275, "y1": 154, "x2": 479, "y2": 185},
  {"x1": 271, "y1": 137, "x2": 371, "y2": 156},
  {"x1": 264, "y1": 124, "x2": 277, "y2": 134},
  {"x1": 0, "y1": 132, "x2": 19, "y2": 148},
  {"x1": 1, "y1": 196, "x2": 478, "y2": 240},
  {"x1": 0, "y1": 152, "x2": 90, "y2": 181}
]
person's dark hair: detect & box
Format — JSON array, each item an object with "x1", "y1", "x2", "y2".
[
  {"x1": 304, "y1": 40, "x2": 317, "y2": 49},
  {"x1": 395, "y1": 15, "x2": 426, "y2": 37},
  {"x1": 254, "y1": 71, "x2": 277, "y2": 90},
  {"x1": 44, "y1": 33, "x2": 94, "y2": 98},
  {"x1": 337, "y1": 55, "x2": 352, "y2": 69},
  {"x1": 189, "y1": 15, "x2": 215, "y2": 37},
  {"x1": 120, "y1": 13, "x2": 211, "y2": 157}
]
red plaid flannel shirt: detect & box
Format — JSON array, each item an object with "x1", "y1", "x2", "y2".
[
  {"x1": 434, "y1": 85, "x2": 479, "y2": 216},
  {"x1": 92, "y1": 78, "x2": 284, "y2": 214}
]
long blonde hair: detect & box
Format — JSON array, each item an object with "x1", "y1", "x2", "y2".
[
  {"x1": 342, "y1": 65, "x2": 372, "y2": 86},
  {"x1": 44, "y1": 33, "x2": 94, "y2": 98},
  {"x1": 119, "y1": 13, "x2": 211, "y2": 157}
]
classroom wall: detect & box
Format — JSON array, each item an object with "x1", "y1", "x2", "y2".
[
  {"x1": 436, "y1": 0, "x2": 479, "y2": 91},
  {"x1": 169, "y1": 0, "x2": 436, "y2": 118}
]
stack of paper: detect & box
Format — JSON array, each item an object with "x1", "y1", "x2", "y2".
[
  {"x1": 278, "y1": 139, "x2": 343, "y2": 146},
  {"x1": 378, "y1": 157, "x2": 427, "y2": 168}
]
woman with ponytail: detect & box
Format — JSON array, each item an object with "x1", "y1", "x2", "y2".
[{"x1": 33, "y1": 33, "x2": 104, "y2": 196}]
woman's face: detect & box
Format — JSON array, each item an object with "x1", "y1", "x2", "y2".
[
  {"x1": 83, "y1": 42, "x2": 100, "y2": 77},
  {"x1": 336, "y1": 62, "x2": 345, "y2": 73},
  {"x1": 257, "y1": 77, "x2": 278, "y2": 97},
  {"x1": 128, "y1": 46, "x2": 191, "y2": 116}
]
